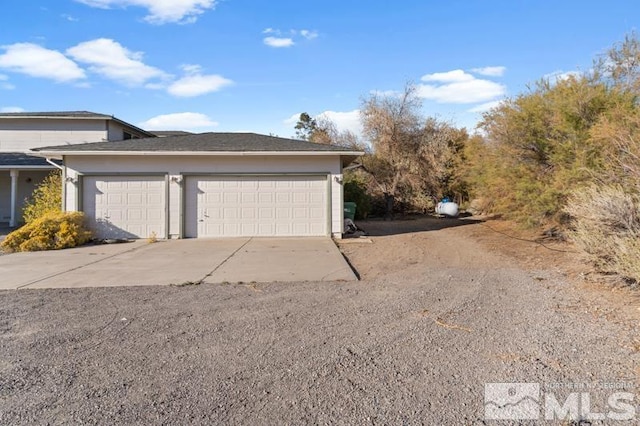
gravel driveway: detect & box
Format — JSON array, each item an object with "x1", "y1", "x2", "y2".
[{"x1": 1, "y1": 218, "x2": 638, "y2": 424}]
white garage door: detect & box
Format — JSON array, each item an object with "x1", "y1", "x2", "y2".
[
  {"x1": 82, "y1": 175, "x2": 166, "y2": 239},
  {"x1": 185, "y1": 175, "x2": 328, "y2": 238}
]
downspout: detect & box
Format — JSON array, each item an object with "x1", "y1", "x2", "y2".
[
  {"x1": 45, "y1": 158, "x2": 63, "y2": 170},
  {"x1": 45, "y1": 158, "x2": 66, "y2": 211}
]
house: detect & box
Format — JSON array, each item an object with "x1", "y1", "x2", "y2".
[
  {"x1": 0, "y1": 111, "x2": 154, "y2": 226},
  {"x1": 32, "y1": 133, "x2": 363, "y2": 239}
]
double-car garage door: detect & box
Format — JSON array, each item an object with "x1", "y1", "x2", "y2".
[{"x1": 82, "y1": 175, "x2": 328, "y2": 239}]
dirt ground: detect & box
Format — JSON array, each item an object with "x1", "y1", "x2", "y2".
[
  {"x1": 346, "y1": 216, "x2": 640, "y2": 343},
  {"x1": 1, "y1": 216, "x2": 639, "y2": 424}
]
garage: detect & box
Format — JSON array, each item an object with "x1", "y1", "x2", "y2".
[
  {"x1": 32, "y1": 132, "x2": 363, "y2": 239},
  {"x1": 82, "y1": 175, "x2": 166, "y2": 239},
  {"x1": 184, "y1": 175, "x2": 328, "y2": 238}
]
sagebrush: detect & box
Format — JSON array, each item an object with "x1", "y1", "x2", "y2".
[
  {"x1": 1, "y1": 211, "x2": 92, "y2": 253},
  {"x1": 565, "y1": 185, "x2": 640, "y2": 283}
]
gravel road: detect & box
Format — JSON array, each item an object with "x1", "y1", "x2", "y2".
[{"x1": 1, "y1": 218, "x2": 638, "y2": 424}]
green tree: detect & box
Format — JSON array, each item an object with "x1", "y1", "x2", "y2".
[
  {"x1": 470, "y1": 72, "x2": 632, "y2": 226},
  {"x1": 294, "y1": 112, "x2": 318, "y2": 140}
]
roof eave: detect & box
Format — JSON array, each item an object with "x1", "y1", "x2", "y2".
[
  {"x1": 0, "y1": 115, "x2": 110, "y2": 120},
  {"x1": 0, "y1": 114, "x2": 155, "y2": 138},
  {"x1": 0, "y1": 165, "x2": 56, "y2": 170},
  {"x1": 31, "y1": 150, "x2": 364, "y2": 158}
]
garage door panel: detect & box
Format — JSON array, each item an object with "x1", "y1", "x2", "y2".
[
  {"x1": 185, "y1": 175, "x2": 327, "y2": 238},
  {"x1": 276, "y1": 193, "x2": 290, "y2": 203},
  {"x1": 259, "y1": 207, "x2": 273, "y2": 219},
  {"x1": 241, "y1": 209, "x2": 256, "y2": 219},
  {"x1": 241, "y1": 193, "x2": 256, "y2": 203},
  {"x1": 276, "y1": 207, "x2": 290, "y2": 219},
  {"x1": 83, "y1": 176, "x2": 166, "y2": 240},
  {"x1": 259, "y1": 193, "x2": 273, "y2": 203}
]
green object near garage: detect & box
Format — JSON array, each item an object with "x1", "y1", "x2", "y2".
[{"x1": 343, "y1": 202, "x2": 357, "y2": 220}]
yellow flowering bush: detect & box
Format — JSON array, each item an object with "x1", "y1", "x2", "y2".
[{"x1": 1, "y1": 211, "x2": 92, "y2": 253}]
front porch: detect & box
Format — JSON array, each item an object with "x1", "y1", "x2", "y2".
[{"x1": 1, "y1": 153, "x2": 56, "y2": 226}]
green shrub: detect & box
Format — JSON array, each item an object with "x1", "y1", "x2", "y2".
[
  {"x1": 22, "y1": 171, "x2": 62, "y2": 224},
  {"x1": 1, "y1": 211, "x2": 92, "y2": 253},
  {"x1": 343, "y1": 173, "x2": 372, "y2": 219}
]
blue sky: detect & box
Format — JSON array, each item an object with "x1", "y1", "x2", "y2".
[{"x1": 0, "y1": 1, "x2": 638, "y2": 138}]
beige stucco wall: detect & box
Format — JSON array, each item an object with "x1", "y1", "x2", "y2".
[
  {"x1": 63, "y1": 154, "x2": 345, "y2": 238},
  {"x1": 0, "y1": 118, "x2": 108, "y2": 152}
]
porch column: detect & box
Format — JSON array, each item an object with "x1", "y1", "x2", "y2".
[{"x1": 9, "y1": 169, "x2": 19, "y2": 227}]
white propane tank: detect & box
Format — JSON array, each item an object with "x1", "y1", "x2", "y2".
[{"x1": 436, "y1": 200, "x2": 459, "y2": 217}]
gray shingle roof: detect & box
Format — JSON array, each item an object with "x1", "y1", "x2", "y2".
[
  {"x1": 149, "y1": 130, "x2": 195, "y2": 137},
  {"x1": 0, "y1": 110, "x2": 156, "y2": 139},
  {"x1": 0, "y1": 111, "x2": 112, "y2": 119},
  {"x1": 33, "y1": 132, "x2": 357, "y2": 153},
  {"x1": 0, "y1": 153, "x2": 56, "y2": 167}
]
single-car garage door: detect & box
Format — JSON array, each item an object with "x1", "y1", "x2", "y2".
[
  {"x1": 82, "y1": 175, "x2": 166, "y2": 239},
  {"x1": 185, "y1": 175, "x2": 328, "y2": 238}
]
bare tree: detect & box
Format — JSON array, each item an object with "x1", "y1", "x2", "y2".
[
  {"x1": 360, "y1": 85, "x2": 422, "y2": 218},
  {"x1": 360, "y1": 85, "x2": 468, "y2": 218}
]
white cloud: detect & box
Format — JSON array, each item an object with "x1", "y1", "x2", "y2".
[
  {"x1": 284, "y1": 110, "x2": 362, "y2": 135},
  {"x1": 282, "y1": 109, "x2": 362, "y2": 135},
  {"x1": 75, "y1": 0, "x2": 216, "y2": 24},
  {"x1": 61, "y1": 14, "x2": 79, "y2": 21},
  {"x1": 0, "y1": 43, "x2": 86, "y2": 82},
  {"x1": 66, "y1": 38, "x2": 167, "y2": 86},
  {"x1": 318, "y1": 109, "x2": 362, "y2": 135},
  {"x1": 179, "y1": 63, "x2": 202, "y2": 74},
  {"x1": 468, "y1": 100, "x2": 503, "y2": 113},
  {"x1": 0, "y1": 74, "x2": 14, "y2": 90},
  {"x1": 167, "y1": 72, "x2": 233, "y2": 97},
  {"x1": 369, "y1": 89, "x2": 401, "y2": 97},
  {"x1": 418, "y1": 69, "x2": 506, "y2": 104},
  {"x1": 139, "y1": 112, "x2": 218, "y2": 131},
  {"x1": 300, "y1": 30, "x2": 318, "y2": 40},
  {"x1": 263, "y1": 28, "x2": 319, "y2": 47},
  {"x1": 1, "y1": 106, "x2": 25, "y2": 113},
  {"x1": 283, "y1": 113, "x2": 300, "y2": 126},
  {"x1": 421, "y1": 69, "x2": 475, "y2": 83},
  {"x1": 471, "y1": 66, "x2": 506, "y2": 77},
  {"x1": 264, "y1": 36, "x2": 294, "y2": 48}
]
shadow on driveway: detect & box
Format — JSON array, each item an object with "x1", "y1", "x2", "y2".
[{"x1": 356, "y1": 215, "x2": 482, "y2": 237}]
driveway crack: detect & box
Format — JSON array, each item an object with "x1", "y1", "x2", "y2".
[{"x1": 199, "y1": 237, "x2": 253, "y2": 283}]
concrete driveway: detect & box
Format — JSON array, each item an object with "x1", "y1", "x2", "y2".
[{"x1": 0, "y1": 237, "x2": 356, "y2": 289}]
